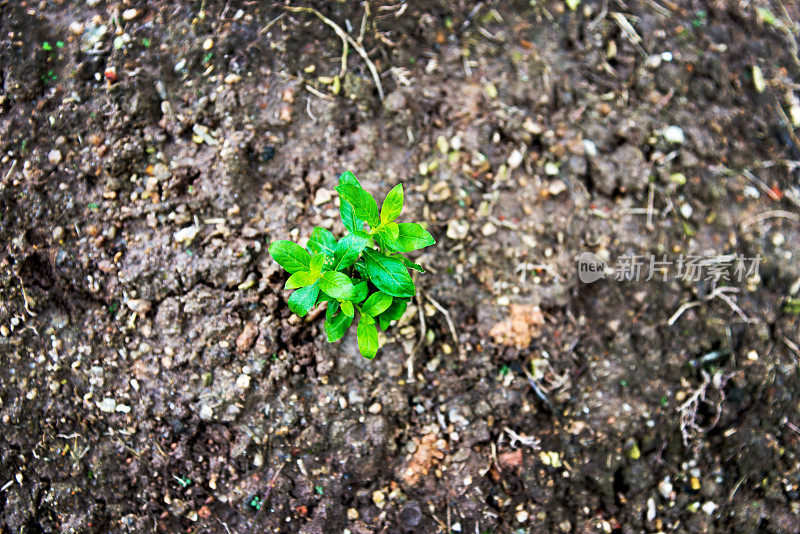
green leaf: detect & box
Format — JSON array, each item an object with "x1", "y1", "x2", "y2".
[
  {"x1": 398, "y1": 255, "x2": 425, "y2": 273},
  {"x1": 380, "y1": 299, "x2": 409, "y2": 322},
  {"x1": 357, "y1": 316, "x2": 379, "y2": 359},
  {"x1": 269, "y1": 240, "x2": 311, "y2": 273},
  {"x1": 376, "y1": 232, "x2": 404, "y2": 253},
  {"x1": 340, "y1": 300, "x2": 355, "y2": 317},
  {"x1": 287, "y1": 282, "x2": 319, "y2": 317},
  {"x1": 326, "y1": 300, "x2": 340, "y2": 320},
  {"x1": 363, "y1": 249, "x2": 416, "y2": 298},
  {"x1": 324, "y1": 310, "x2": 353, "y2": 342},
  {"x1": 332, "y1": 233, "x2": 368, "y2": 270},
  {"x1": 335, "y1": 184, "x2": 380, "y2": 226},
  {"x1": 307, "y1": 227, "x2": 337, "y2": 257},
  {"x1": 361, "y1": 292, "x2": 392, "y2": 317},
  {"x1": 378, "y1": 298, "x2": 409, "y2": 330},
  {"x1": 285, "y1": 271, "x2": 317, "y2": 289},
  {"x1": 319, "y1": 271, "x2": 355, "y2": 300},
  {"x1": 339, "y1": 171, "x2": 365, "y2": 233},
  {"x1": 396, "y1": 223, "x2": 435, "y2": 252},
  {"x1": 353, "y1": 281, "x2": 368, "y2": 303},
  {"x1": 309, "y1": 253, "x2": 326, "y2": 274},
  {"x1": 380, "y1": 183, "x2": 403, "y2": 223}
]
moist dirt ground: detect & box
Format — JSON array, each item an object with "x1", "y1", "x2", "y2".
[{"x1": 2, "y1": 1, "x2": 800, "y2": 533}]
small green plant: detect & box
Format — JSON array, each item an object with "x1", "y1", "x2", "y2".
[{"x1": 268, "y1": 171, "x2": 435, "y2": 359}]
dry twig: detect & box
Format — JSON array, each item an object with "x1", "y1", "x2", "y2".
[{"x1": 283, "y1": 5, "x2": 385, "y2": 101}]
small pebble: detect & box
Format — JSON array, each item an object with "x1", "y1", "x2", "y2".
[
  {"x1": 507, "y1": 149, "x2": 524, "y2": 169},
  {"x1": 314, "y1": 188, "x2": 333, "y2": 206},
  {"x1": 481, "y1": 222, "x2": 497, "y2": 236},
  {"x1": 97, "y1": 398, "x2": 116, "y2": 413},
  {"x1": 702, "y1": 501, "x2": 718, "y2": 515},
  {"x1": 203, "y1": 38, "x2": 214, "y2": 50},
  {"x1": 69, "y1": 21, "x2": 85, "y2": 35},
  {"x1": 173, "y1": 226, "x2": 199, "y2": 243},
  {"x1": 658, "y1": 477, "x2": 673, "y2": 499},
  {"x1": 680, "y1": 203, "x2": 693, "y2": 219},
  {"x1": 544, "y1": 162, "x2": 559, "y2": 175},
  {"x1": 372, "y1": 490, "x2": 385, "y2": 506},
  {"x1": 516, "y1": 510, "x2": 529, "y2": 523},
  {"x1": 368, "y1": 402, "x2": 382, "y2": 414},
  {"x1": 122, "y1": 8, "x2": 140, "y2": 20},
  {"x1": 662, "y1": 125, "x2": 685, "y2": 144},
  {"x1": 48, "y1": 149, "x2": 62, "y2": 165},
  {"x1": 548, "y1": 180, "x2": 567, "y2": 196},
  {"x1": 347, "y1": 508, "x2": 359, "y2": 520},
  {"x1": 52, "y1": 226, "x2": 65, "y2": 241},
  {"x1": 446, "y1": 219, "x2": 469, "y2": 240},
  {"x1": 236, "y1": 374, "x2": 251, "y2": 390},
  {"x1": 199, "y1": 405, "x2": 213, "y2": 420}
]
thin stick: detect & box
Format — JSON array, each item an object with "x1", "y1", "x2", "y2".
[
  {"x1": 304, "y1": 84, "x2": 334, "y2": 101},
  {"x1": 425, "y1": 294, "x2": 462, "y2": 355},
  {"x1": 283, "y1": 6, "x2": 385, "y2": 100},
  {"x1": 667, "y1": 301, "x2": 700, "y2": 326},
  {"x1": 646, "y1": 183, "x2": 655, "y2": 231},
  {"x1": 407, "y1": 292, "x2": 426, "y2": 381},
  {"x1": 741, "y1": 209, "x2": 799, "y2": 229}
]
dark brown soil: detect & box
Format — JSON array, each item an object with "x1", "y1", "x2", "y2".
[{"x1": 2, "y1": 1, "x2": 800, "y2": 532}]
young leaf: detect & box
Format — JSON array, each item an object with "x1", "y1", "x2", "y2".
[
  {"x1": 376, "y1": 232, "x2": 404, "y2": 253},
  {"x1": 378, "y1": 298, "x2": 409, "y2": 330},
  {"x1": 339, "y1": 171, "x2": 365, "y2": 233},
  {"x1": 380, "y1": 183, "x2": 403, "y2": 223},
  {"x1": 326, "y1": 300, "x2": 340, "y2": 320},
  {"x1": 398, "y1": 255, "x2": 425, "y2": 273},
  {"x1": 325, "y1": 310, "x2": 353, "y2": 342},
  {"x1": 269, "y1": 241, "x2": 311, "y2": 273},
  {"x1": 319, "y1": 271, "x2": 355, "y2": 300},
  {"x1": 307, "y1": 227, "x2": 337, "y2": 257},
  {"x1": 285, "y1": 271, "x2": 317, "y2": 289},
  {"x1": 380, "y1": 299, "x2": 408, "y2": 322},
  {"x1": 309, "y1": 253, "x2": 326, "y2": 274},
  {"x1": 396, "y1": 223, "x2": 436, "y2": 252},
  {"x1": 332, "y1": 233, "x2": 368, "y2": 270},
  {"x1": 340, "y1": 300, "x2": 355, "y2": 317},
  {"x1": 335, "y1": 183, "x2": 380, "y2": 226},
  {"x1": 363, "y1": 249, "x2": 416, "y2": 298},
  {"x1": 357, "y1": 316, "x2": 379, "y2": 359},
  {"x1": 360, "y1": 291, "x2": 393, "y2": 317},
  {"x1": 353, "y1": 281, "x2": 368, "y2": 303},
  {"x1": 287, "y1": 281, "x2": 319, "y2": 317}
]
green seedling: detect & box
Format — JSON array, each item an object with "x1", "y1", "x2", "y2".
[{"x1": 269, "y1": 171, "x2": 435, "y2": 359}]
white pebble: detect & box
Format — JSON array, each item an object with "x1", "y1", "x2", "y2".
[
  {"x1": 199, "y1": 404, "x2": 213, "y2": 420},
  {"x1": 368, "y1": 402, "x2": 382, "y2": 414},
  {"x1": 662, "y1": 125, "x2": 685, "y2": 144},
  {"x1": 658, "y1": 477, "x2": 673, "y2": 499},
  {"x1": 702, "y1": 501, "x2": 718, "y2": 515},
  {"x1": 122, "y1": 8, "x2": 140, "y2": 21},
  {"x1": 236, "y1": 373, "x2": 251, "y2": 390},
  {"x1": 481, "y1": 222, "x2": 497, "y2": 236},
  {"x1": 680, "y1": 203, "x2": 693, "y2": 219},
  {"x1": 48, "y1": 149, "x2": 62, "y2": 165},
  {"x1": 173, "y1": 225, "x2": 198, "y2": 243},
  {"x1": 97, "y1": 398, "x2": 116, "y2": 413},
  {"x1": 507, "y1": 149, "x2": 524, "y2": 169}
]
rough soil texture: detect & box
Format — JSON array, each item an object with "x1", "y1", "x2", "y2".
[{"x1": 2, "y1": 1, "x2": 800, "y2": 533}]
